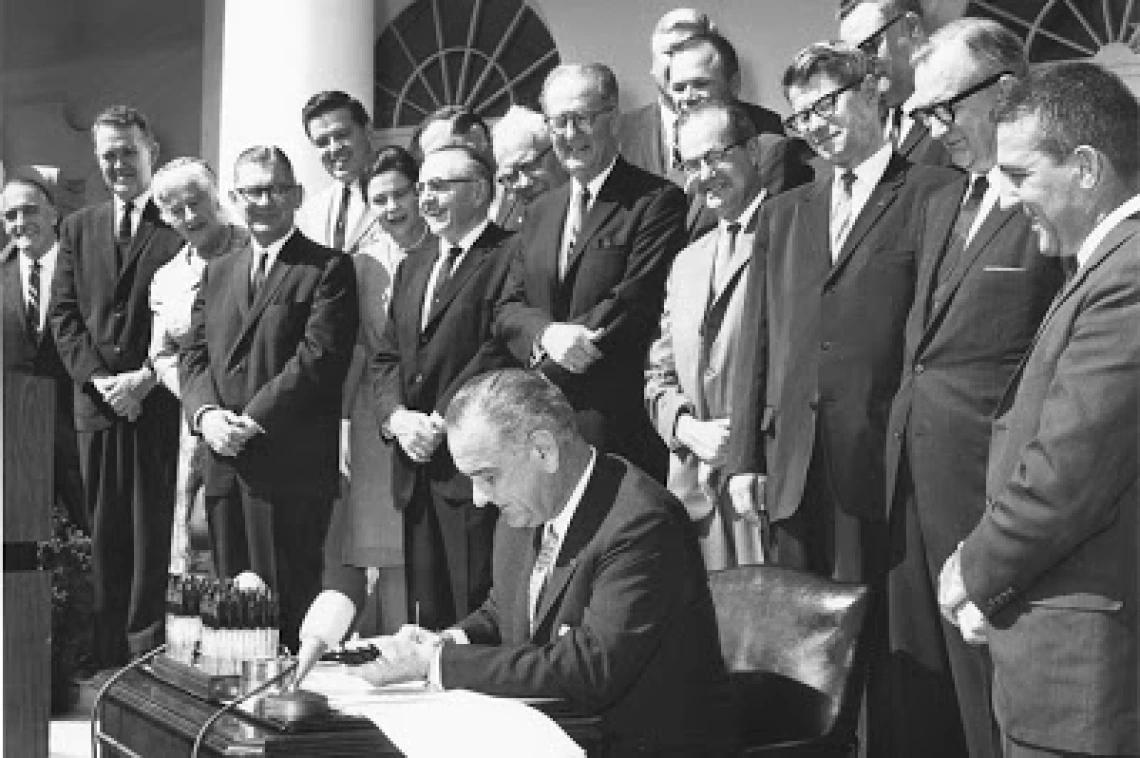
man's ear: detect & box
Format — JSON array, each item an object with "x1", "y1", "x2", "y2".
[
  {"x1": 529, "y1": 429, "x2": 561, "y2": 474},
  {"x1": 1072, "y1": 145, "x2": 1104, "y2": 190}
]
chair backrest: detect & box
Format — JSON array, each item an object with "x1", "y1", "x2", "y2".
[{"x1": 708, "y1": 565, "x2": 870, "y2": 746}]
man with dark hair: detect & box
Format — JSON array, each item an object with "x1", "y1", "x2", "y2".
[
  {"x1": 938, "y1": 61, "x2": 1140, "y2": 758},
  {"x1": 496, "y1": 63, "x2": 687, "y2": 483},
  {"x1": 879, "y1": 19, "x2": 1065, "y2": 758},
  {"x1": 645, "y1": 101, "x2": 770, "y2": 570},
  {"x1": 180, "y1": 146, "x2": 358, "y2": 651},
  {"x1": 408, "y1": 105, "x2": 493, "y2": 163},
  {"x1": 617, "y1": 8, "x2": 713, "y2": 180},
  {"x1": 2, "y1": 173, "x2": 86, "y2": 532},
  {"x1": 371, "y1": 144, "x2": 518, "y2": 630},
  {"x1": 353, "y1": 368, "x2": 735, "y2": 758},
  {"x1": 299, "y1": 90, "x2": 377, "y2": 253},
  {"x1": 50, "y1": 104, "x2": 183, "y2": 668},
  {"x1": 840, "y1": 0, "x2": 952, "y2": 166}
]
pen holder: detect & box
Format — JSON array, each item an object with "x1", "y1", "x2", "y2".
[{"x1": 239, "y1": 654, "x2": 295, "y2": 700}]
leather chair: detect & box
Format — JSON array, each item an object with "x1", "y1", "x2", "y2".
[{"x1": 708, "y1": 565, "x2": 870, "y2": 757}]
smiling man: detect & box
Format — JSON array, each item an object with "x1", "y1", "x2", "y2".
[
  {"x1": 645, "y1": 101, "x2": 770, "y2": 571},
  {"x1": 355, "y1": 368, "x2": 735, "y2": 758},
  {"x1": 299, "y1": 91, "x2": 377, "y2": 253},
  {"x1": 938, "y1": 61, "x2": 1140, "y2": 758},
  {"x1": 370, "y1": 145, "x2": 519, "y2": 630},
  {"x1": 490, "y1": 105, "x2": 568, "y2": 231},
  {"x1": 495, "y1": 63, "x2": 687, "y2": 484},
  {"x1": 49, "y1": 105, "x2": 184, "y2": 669},
  {"x1": 880, "y1": 20, "x2": 1065, "y2": 758},
  {"x1": 179, "y1": 146, "x2": 358, "y2": 651}
]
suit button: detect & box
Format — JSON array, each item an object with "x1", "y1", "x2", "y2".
[
  {"x1": 893, "y1": 431, "x2": 903, "y2": 439},
  {"x1": 914, "y1": 363, "x2": 925, "y2": 374},
  {"x1": 413, "y1": 373, "x2": 424, "y2": 384},
  {"x1": 112, "y1": 346, "x2": 122, "y2": 355},
  {"x1": 704, "y1": 366, "x2": 717, "y2": 378},
  {"x1": 821, "y1": 341, "x2": 832, "y2": 351}
]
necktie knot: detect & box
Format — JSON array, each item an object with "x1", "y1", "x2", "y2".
[
  {"x1": 840, "y1": 170, "x2": 857, "y2": 195},
  {"x1": 118, "y1": 199, "x2": 135, "y2": 245},
  {"x1": 969, "y1": 175, "x2": 989, "y2": 202}
]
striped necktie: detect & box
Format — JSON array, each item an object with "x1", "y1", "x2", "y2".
[
  {"x1": 528, "y1": 523, "x2": 559, "y2": 633},
  {"x1": 26, "y1": 259, "x2": 41, "y2": 340}
]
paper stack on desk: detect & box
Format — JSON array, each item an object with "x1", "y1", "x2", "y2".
[{"x1": 303, "y1": 665, "x2": 585, "y2": 758}]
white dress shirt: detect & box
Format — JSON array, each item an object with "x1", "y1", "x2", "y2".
[
  {"x1": 831, "y1": 142, "x2": 893, "y2": 261},
  {"x1": 1075, "y1": 193, "x2": 1140, "y2": 272},
  {"x1": 420, "y1": 219, "x2": 489, "y2": 330},
  {"x1": 114, "y1": 191, "x2": 151, "y2": 239}
]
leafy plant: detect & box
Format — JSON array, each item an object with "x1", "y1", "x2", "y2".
[{"x1": 38, "y1": 510, "x2": 95, "y2": 714}]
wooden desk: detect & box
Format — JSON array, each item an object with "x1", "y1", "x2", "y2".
[{"x1": 97, "y1": 665, "x2": 609, "y2": 757}]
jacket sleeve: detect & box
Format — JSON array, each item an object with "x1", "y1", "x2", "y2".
[
  {"x1": 49, "y1": 219, "x2": 108, "y2": 386},
  {"x1": 644, "y1": 258, "x2": 695, "y2": 453}
]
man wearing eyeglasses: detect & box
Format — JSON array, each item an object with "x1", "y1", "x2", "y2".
[
  {"x1": 497, "y1": 63, "x2": 688, "y2": 484},
  {"x1": 490, "y1": 105, "x2": 568, "y2": 232},
  {"x1": 180, "y1": 146, "x2": 359, "y2": 651},
  {"x1": 371, "y1": 145, "x2": 518, "y2": 630},
  {"x1": 881, "y1": 20, "x2": 1065, "y2": 758},
  {"x1": 725, "y1": 41, "x2": 958, "y2": 745},
  {"x1": 645, "y1": 101, "x2": 771, "y2": 571},
  {"x1": 839, "y1": 0, "x2": 952, "y2": 168},
  {"x1": 2, "y1": 173, "x2": 86, "y2": 535},
  {"x1": 49, "y1": 105, "x2": 183, "y2": 669}
]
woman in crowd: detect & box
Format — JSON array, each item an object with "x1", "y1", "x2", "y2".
[
  {"x1": 337, "y1": 145, "x2": 434, "y2": 632},
  {"x1": 148, "y1": 157, "x2": 250, "y2": 575}
]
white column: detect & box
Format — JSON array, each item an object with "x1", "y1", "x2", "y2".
[{"x1": 207, "y1": 0, "x2": 375, "y2": 195}]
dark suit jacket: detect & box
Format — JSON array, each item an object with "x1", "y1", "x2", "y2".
[
  {"x1": 884, "y1": 175, "x2": 1064, "y2": 567},
  {"x1": 49, "y1": 199, "x2": 182, "y2": 431},
  {"x1": 960, "y1": 217, "x2": 1140, "y2": 755},
  {"x1": 495, "y1": 157, "x2": 687, "y2": 477},
  {"x1": 180, "y1": 230, "x2": 358, "y2": 500},
  {"x1": 372, "y1": 223, "x2": 518, "y2": 506},
  {"x1": 2, "y1": 244, "x2": 85, "y2": 525},
  {"x1": 444, "y1": 453, "x2": 735, "y2": 754},
  {"x1": 727, "y1": 154, "x2": 959, "y2": 522}
]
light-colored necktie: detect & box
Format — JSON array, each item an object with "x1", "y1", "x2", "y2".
[
  {"x1": 831, "y1": 170, "x2": 858, "y2": 261},
  {"x1": 528, "y1": 523, "x2": 559, "y2": 633},
  {"x1": 559, "y1": 184, "x2": 590, "y2": 280},
  {"x1": 712, "y1": 221, "x2": 741, "y2": 293}
]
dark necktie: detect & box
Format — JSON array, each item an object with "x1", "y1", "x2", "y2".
[
  {"x1": 116, "y1": 198, "x2": 134, "y2": 269},
  {"x1": 426, "y1": 246, "x2": 463, "y2": 324},
  {"x1": 927, "y1": 175, "x2": 989, "y2": 322},
  {"x1": 332, "y1": 183, "x2": 353, "y2": 250},
  {"x1": 26, "y1": 259, "x2": 41, "y2": 340},
  {"x1": 250, "y1": 249, "x2": 268, "y2": 304}
]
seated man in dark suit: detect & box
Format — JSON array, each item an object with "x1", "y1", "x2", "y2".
[
  {"x1": 351, "y1": 368, "x2": 736, "y2": 758},
  {"x1": 1, "y1": 173, "x2": 85, "y2": 532}
]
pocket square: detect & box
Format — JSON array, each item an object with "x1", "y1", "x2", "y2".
[
  {"x1": 558, "y1": 624, "x2": 573, "y2": 638},
  {"x1": 983, "y1": 266, "x2": 1026, "y2": 272}
]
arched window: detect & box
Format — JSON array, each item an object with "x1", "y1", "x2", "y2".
[
  {"x1": 969, "y1": 0, "x2": 1138, "y2": 61},
  {"x1": 374, "y1": 0, "x2": 560, "y2": 132}
]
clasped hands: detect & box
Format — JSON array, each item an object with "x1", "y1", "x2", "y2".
[
  {"x1": 541, "y1": 323, "x2": 603, "y2": 375},
  {"x1": 389, "y1": 409, "x2": 445, "y2": 464},
  {"x1": 937, "y1": 544, "x2": 988, "y2": 646},
  {"x1": 200, "y1": 408, "x2": 263, "y2": 458},
  {"x1": 350, "y1": 624, "x2": 443, "y2": 687},
  {"x1": 92, "y1": 366, "x2": 156, "y2": 421}
]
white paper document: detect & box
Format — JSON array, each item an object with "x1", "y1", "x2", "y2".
[{"x1": 303, "y1": 665, "x2": 585, "y2": 758}]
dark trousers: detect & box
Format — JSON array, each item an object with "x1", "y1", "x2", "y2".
[
  {"x1": 873, "y1": 453, "x2": 1000, "y2": 758},
  {"x1": 205, "y1": 483, "x2": 334, "y2": 652},
  {"x1": 403, "y1": 474, "x2": 496, "y2": 630},
  {"x1": 79, "y1": 406, "x2": 178, "y2": 667}
]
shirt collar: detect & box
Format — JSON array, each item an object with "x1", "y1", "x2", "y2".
[
  {"x1": 723, "y1": 187, "x2": 768, "y2": 230},
  {"x1": 838, "y1": 142, "x2": 893, "y2": 190},
  {"x1": 1076, "y1": 193, "x2": 1140, "y2": 271},
  {"x1": 549, "y1": 447, "x2": 598, "y2": 539},
  {"x1": 576, "y1": 157, "x2": 618, "y2": 203},
  {"x1": 115, "y1": 190, "x2": 150, "y2": 215},
  {"x1": 253, "y1": 226, "x2": 297, "y2": 263},
  {"x1": 444, "y1": 218, "x2": 490, "y2": 256},
  {"x1": 20, "y1": 241, "x2": 59, "y2": 270}
]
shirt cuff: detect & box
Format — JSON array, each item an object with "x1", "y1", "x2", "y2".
[
  {"x1": 426, "y1": 628, "x2": 469, "y2": 691},
  {"x1": 192, "y1": 404, "x2": 219, "y2": 434}
]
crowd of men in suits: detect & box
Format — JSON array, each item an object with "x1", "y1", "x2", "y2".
[{"x1": 3, "y1": 1, "x2": 1138, "y2": 755}]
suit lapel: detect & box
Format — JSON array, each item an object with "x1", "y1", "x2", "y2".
[
  {"x1": 912, "y1": 177, "x2": 967, "y2": 340},
  {"x1": 802, "y1": 176, "x2": 834, "y2": 277},
  {"x1": 2, "y1": 253, "x2": 31, "y2": 342},
  {"x1": 117, "y1": 200, "x2": 160, "y2": 284},
  {"x1": 829, "y1": 156, "x2": 906, "y2": 283},
  {"x1": 345, "y1": 209, "x2": 381, "y2": 253},
  {"x1": 407, "y1": 249, "x2": 436, "y2": 339},
  {"x1": 531, "y1": 454, "x2": 617, "y2": 635},
  {"x1": 225, "y1": 234, "x2": 296, "y2": 365},
  {"x1": 536, "y1": 185, "x2": 571, "y2": 307},
  {"x1": 564, "y1": 167, "x2": 624, "y2": 276},
  {"x1": 899, "y1": 120, "x2": 929, "y2": 160},
  {"x1": 997, "y1": 218, "x2": 1140, "y2": 411},
  {"x1": 422, "y1": 227, "x2": 500, "y2": 332}
]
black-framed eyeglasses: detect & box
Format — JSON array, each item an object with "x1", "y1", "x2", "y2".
[
  {"x1": 414, "y1": 177, "x2": 480, "y2": 195},
  {"x1": 783, "y1": 79, "x2": 863, "y2": 134},
  {"x1": 497, "y1": 145, "x2": 554, "y2": 187},
  {"x1": 544, "y1": 107, "x2": 614, "y2": 134},
  {"x1": 855, "y1": 13, "x2": 906, "y2": 54},
  {"x1": 2, "y1": 204, "x2": 42, "y2": 222},
  {"x1": 909, "y1": 71, "x2": 1011, "y2": 128},
  {"x1": 233, "y1": 184, "x2": 297, "y2": 203},
  {"x1": 679, "y1": 139, "x2": 748, "y2": 175}
]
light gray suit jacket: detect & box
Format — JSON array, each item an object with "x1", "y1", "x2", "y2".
[
  {"x1": 645, "y1": 205, "x2": 759, "y2": 521},
  {"x1": 298, "y1": 180, "x2": 380, "y2": 253}
]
